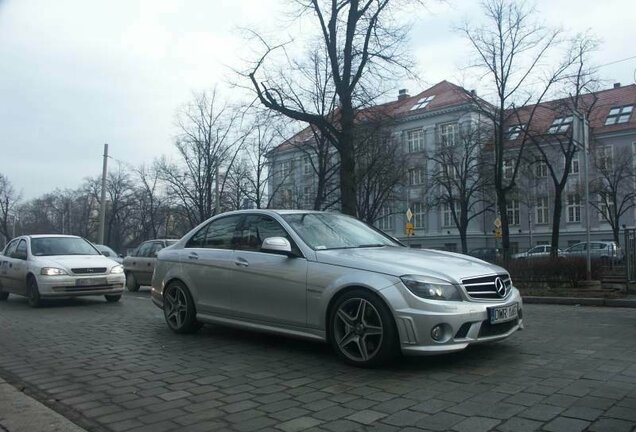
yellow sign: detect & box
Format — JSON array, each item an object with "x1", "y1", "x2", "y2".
[
  {"x1": 494, "y1": 217, "x2": 501, "y2": 228},
  {"x1": 405, "y1": 223, "x2": 414, "y2": 236},
  {"x1": 494, "y1": 227, "x2": 502, "y2": 239}
]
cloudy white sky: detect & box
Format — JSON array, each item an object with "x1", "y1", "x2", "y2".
[{"x1": 1, "y1": 0, "x2": 635, "y2": 199}]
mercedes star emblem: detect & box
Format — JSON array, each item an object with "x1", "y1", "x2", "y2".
[{"x1": 494, "y1": 277, "x2": 506, "y2": 297}]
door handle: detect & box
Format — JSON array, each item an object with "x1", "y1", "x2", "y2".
[
  {"x1": 188, "y1": 253, "x2": 199, "y2": 260},
  {"x1": 234, "y1": 257, "x2": 249, "y2": 267}
]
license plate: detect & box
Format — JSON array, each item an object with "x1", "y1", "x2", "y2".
[
  {"x1": 489, "y1": 303, "x2": 518, "y2": 324},
  {"x1": 75, "y1": 277, "x2": 107, "y2": 287}
]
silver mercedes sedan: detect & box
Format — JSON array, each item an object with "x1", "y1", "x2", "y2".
[{"x1": 151, "y1": 210, "x2": 523, "y2": 367}]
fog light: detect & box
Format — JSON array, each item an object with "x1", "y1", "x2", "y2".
[{"x1": 431, "y1": 325, "x2": 443, "y2": 341}]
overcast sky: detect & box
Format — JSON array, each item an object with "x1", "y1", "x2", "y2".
[{"x1": 1, "y1": 0, "x2": 635, "y2": 199}]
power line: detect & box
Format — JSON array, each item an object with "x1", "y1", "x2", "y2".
[{"x1": 594, "y1": 55, "x2": 636, "y2": 69}]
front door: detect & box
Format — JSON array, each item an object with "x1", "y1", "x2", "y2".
[
  {"x1": 0, "y1": 240, "x2": 19, "y2": 292},
  {"x1": 8, "y1": 239, "x2": 29, "y2": 294},
  {"x1": 232, "y1": 214, "x2": 307, "y2": 327}
]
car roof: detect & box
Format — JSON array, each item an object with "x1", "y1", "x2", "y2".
[{"x1": 28, "y1": 234, "x2": 82, "y2": 239}]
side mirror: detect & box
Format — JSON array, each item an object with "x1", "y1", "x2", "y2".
[
  {"x1": 118, "y1": 254, "x2": 124, "y2": 258},
  {"x1": 261, "y1": 237, "x2": 294, "y2": 256}
]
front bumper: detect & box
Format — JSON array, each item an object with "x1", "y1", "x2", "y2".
[
  {"x1": 382, "y1": 283, "x2": 523, "y2": 355},
  {"x1": 36, "y1": 273, "x2": 126, "y2": 298}
]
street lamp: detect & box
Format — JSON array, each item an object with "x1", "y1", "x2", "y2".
[{"x1": 572, "y1": 110, "x2": 592, "y2": 281}]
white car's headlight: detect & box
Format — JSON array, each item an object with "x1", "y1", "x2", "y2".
[
  {"x1": 400, "y1": 275, "x2": 462, "y2": 301},
  {"x1": 110, "y1": 265, "x2": 124, "y2": 274},
  {"x1": 41, "y1": 267, "x2": 68, "y2": 276}
]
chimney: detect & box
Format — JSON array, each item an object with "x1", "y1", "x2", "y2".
[
  {"x1": 398, "y1": 89, "x2": 409, "y2": 100},
  {"x1": 613, "y1": 82, "x2": 621, "y2": 89},
  {"x1": 470, "y1": 89, "x2": 477, "y2": 97}
]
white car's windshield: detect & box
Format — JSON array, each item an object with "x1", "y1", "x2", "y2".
[
  {"x1": 282, "y1": 213, "x2": 401, "y2": 250},
  {"x1": 31, "y1": 237, "x2": 101, "y2": 256}
]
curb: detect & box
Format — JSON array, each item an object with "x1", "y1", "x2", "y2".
[{"x1": 523, "y1": 296, "x2": 636, "y2": 308}]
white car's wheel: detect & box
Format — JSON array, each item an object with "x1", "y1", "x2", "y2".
[{"x1": 27, "y1": 276, "x2": 41, "y2": 308}]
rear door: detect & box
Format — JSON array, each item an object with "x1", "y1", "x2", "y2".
[
  {"x1": 181, "y1": 215, "x2": 243, "y2": 315},
  {"x1": 231, "y1": 214, "x2": 308, "y2": 326},
  {"x1": 130, "y1": 242, "x2": 153, "y2": 284}
]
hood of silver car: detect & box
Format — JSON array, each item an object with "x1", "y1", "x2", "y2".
[{"x1": 316, "y1": 246, "x2": 506, "y2": 283}]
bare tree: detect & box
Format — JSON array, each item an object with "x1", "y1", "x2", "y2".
[
  {"x1": 158, "y1": 90, "x2": 246, "y2": 226},
  {"x1": 247, "y1": 0, "x2": 415, "y2": 216},
  {"x1": 0, "y1": 173, "x2": 21, "y2": 244},
  {"x1": 134, "y1": 164, "x2": 165, "y2": 240},
  {"x1": 590, "y1": 145, "x2": 636, "y2": 244},
  {"x1": 459, "y1": 0, "x2": 568, "y2": 260},
  {"x1": 427, "y1": 123, "x2": 494, "y2": 253}
]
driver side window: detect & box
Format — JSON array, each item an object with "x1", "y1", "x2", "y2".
[
  {"x1": 236, "y1": 215, "x2": 299, "y2": 254},
  {"x1": 3, "y1": 240, "x2": 19, "y2": 257},
  {"x1": 14, "y1": 240, "x2": 27, "y2": 260}
]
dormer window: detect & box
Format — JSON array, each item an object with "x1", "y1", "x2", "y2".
[
  {"x1": 506, "y1": 124, "x2": 525, "y2": 140},
  {"x1": 548, "y1": 116, "x2": 573, "y2": 134},
  {"x1": 410, "y1": 95, "x2": 435, "y2": 111},
  {"x1": 605, "y1": 105, "x2": 633, "y2": 125}
]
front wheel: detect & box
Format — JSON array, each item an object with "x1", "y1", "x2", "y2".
[
  {"x1": 163, "y1": 282, "x2": 202, "y2": 334},
  {"x1": 105, "y1": 294, "x2": 122, "y2": 303},
  {"x1": 27, "y1": 277, "x2": 41, "y2": 308},
  {"x1": 329, "y1": 289, "x2": 398, "y2": 367}
]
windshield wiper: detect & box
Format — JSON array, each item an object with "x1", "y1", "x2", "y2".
[{"x1": 355, "y1": 244, "x2": 387, "y2": 248}]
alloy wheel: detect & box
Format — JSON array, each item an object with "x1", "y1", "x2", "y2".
[
  {"x1": 333, "y1": 297, "x2": 384, "y2": 362},
  {"x1": 164, "y1": 284, "x2": 189, "y2": 330}
]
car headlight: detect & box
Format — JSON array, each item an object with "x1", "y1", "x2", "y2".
[
  {"x1": 41, "y1": 267, "x2": 68, "y2": 276},
  {"x1": 400, "y1": 275, "x2": 462, "y2": 301},
  {"x1": 110, "y1": 265, "x2": 124, "y2": 274}
]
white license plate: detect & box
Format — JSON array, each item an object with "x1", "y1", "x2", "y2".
[
  {"x1": 75, "y1": 277, "x2": 107, "y2": 287},
  {"x1": 489, "y1": 303, "x2": 518, "y2": 324}
]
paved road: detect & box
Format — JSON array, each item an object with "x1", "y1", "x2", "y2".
[{"x1": 0, "y1": 291, "x2": 635, "y2": 432}]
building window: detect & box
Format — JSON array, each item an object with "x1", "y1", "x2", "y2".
[
  {"x1": 605, "y1": 105, "x2": 633, "y2": 125},
  {"x1": 406, "y1": 129, "x2": 425, "y2": 153},
  {"x1": 548, "y1": 116, "x2": 573, "y2": 134},
  {"x1": 536, "y1": 196, "x2": 549, "y2": 224},
  {"x1": 376, "y1": 207, "x2": 394, "y2": 232},
  {"x1": 567, "y1": 193, "x2": 581, "y2": 222},
  {"x1": 507, "y1": 199, "x2": 520, "y2": 226},
  {"x1": 408, "y1": 167, "x2": 426, "y2": 185},
  {"x1": 442, "y1": 163, "x2": 458, "y2": 180},
  {"x1": 503, "y1": 159, "x2": 514, "y2": 179},
  {"x1": 595, "y1": 145, "x2": 613, "y2": 171},
  {"x1": 598, "y1": 194, "x2": 614, "y2": 222},
  {"x1": 303, "y1": 186, "x2": 314, "y2": 209},
  {"x1": 439, "y1": 123, "x2": 458, "y2": 147},
  {"x1": 506, "y1": 124, "x2": 525, "y2": 140},
  {"x1": 280, "y1": 160, "x2": 292, "y2": 178},
  {"x1": 410, "y1": 95, "x2": 435, "y2": 111},
  {"x1": 280, "y1": 188, "x2": 293, "y2": 208},
  {"x1": 568, "y1": 153, "x2": 579, "y2": 175},
  {"x1": 412, "y1": 202, "x2": 426, "y2": 229},
  {"x1": 442, "y1": 203, "x2": 454, "y2": 227},
  {"x1": 535, "y1": 161, "x2": 548, "y2": 178},
  {"x1": 303, "y1": 157, "x2": 312, "y2": 175}
]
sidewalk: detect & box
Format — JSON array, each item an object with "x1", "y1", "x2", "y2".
[{"x1": 0, "y1": 378, "x2": 86, "y2": 432}]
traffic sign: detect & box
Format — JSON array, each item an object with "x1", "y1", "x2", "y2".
[
  {"x1": 405, "y1": 222, "x2": 414, "y2": 236},
  {"x1": 494, "y1": 217, "x2": 501, "y2": 228},
  {"x1": 406, "y1": 208, "x2": 413, "y2": 222},
  {"x1": 494, "y1": 227, "x2": 502, "y2": 239}
]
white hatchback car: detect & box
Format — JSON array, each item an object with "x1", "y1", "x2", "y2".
[{"x1": 0, "y1": 235, "x2": 125, "y2": 307}]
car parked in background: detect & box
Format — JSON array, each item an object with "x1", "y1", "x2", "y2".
[
  {"x1": 94, "y1": 244, "x2": 123, "y2": 264},
  {"x1": 563, "y1": 241, "x2": 623, "y2": 262},
  {"x1": 512, "y1": 245, "x2": 562, "y2": 260},
  {"x1": 151, "y1": 210, "x2": 523, "y2": 367},
  {"x1": 123, "y1": 239, "x2": 178, "y2": 291},
  {"x1": 468, "y1": 247, "x2": 502, "y2": 263},
  {"x1": 0, "y1": 235, "x2": 125, "y2": 307}
]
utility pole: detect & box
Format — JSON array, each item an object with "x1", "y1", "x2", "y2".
[{"x1": 98, "y1": 143, "x2": 109, "y2": 244}]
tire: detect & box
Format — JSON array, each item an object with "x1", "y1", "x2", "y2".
[
  {"x1": 27, "y1": 276, "x2": 41, "y2": 308},
  {"x1": 105, "y1": 294, "x2": 122, "y2": 303},
  {"x1": 0, "y1": 287, "x2": 8, "y2": 301},
  {"x1": 328, "y1": 289, "x2": 398, "y2": 367},
  {"x1": 163, "y1": 281, "x2": 202, "y2": 334},
  {"x1": 126, "y1": 272, "x2": 140, "y2": 292}
]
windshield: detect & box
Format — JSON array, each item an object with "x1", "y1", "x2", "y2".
[
  {"x1": 96, "y1": 245, "x2": 117, "y2": 256},
  {"x1": 282, "y1": 213, "x2": 401, "y2": 250},
  {"x1": 166, "y1": 240, "x2": 178, "y2": 246},
  {"x1": 31, "y1": 237, "x2": 101, "y2": 256}
]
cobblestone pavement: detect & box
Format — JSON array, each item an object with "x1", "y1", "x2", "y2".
[{"x1": 0, "y1": 291, "x2": 635, "y2": 432}]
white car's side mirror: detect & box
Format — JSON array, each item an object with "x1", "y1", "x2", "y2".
[{"x1": 261, "y1": 237, "x2": 294, "y2": 256}]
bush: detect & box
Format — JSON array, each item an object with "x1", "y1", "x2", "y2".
[{"x1": 502, "y1": 257, "x2": 602, "y2": 288}]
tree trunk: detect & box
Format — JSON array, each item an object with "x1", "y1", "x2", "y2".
[
  {"x1": 497, "y1": 192, "x2": 510, "y2": 262},
  {"x1": 550, "y1": 189, "x2": 563, "y2": 257},
  {"x1": 339, "y1": 116, "x2": 357, "y2": 216}
]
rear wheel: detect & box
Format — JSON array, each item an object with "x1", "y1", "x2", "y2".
[
  {"x1": 329, "y1": 289, "x2": 398, "y2": 367},
  {"x1": 163, "y1": 281, "x2": 202, "y2": 334},
  {"x1": 126, "y1": 273, "x2": 140, "y2": 292},
  {"x1": 27, "y1": 276, "x2": 41, "y2": 308},
  {"x1": 0, "y1": 286, "x2": 8, "y2": 301},
  {"x1": 105, "y1": 294, "x2": 122, "y2": 303}
]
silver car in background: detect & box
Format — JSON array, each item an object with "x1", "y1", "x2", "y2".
[
  {"x1": 0, "y1": 235, "x2": 125, "y2": 307},
  {"x1": 151, "y1": 210, "x2": 523, "y2": 366}
]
